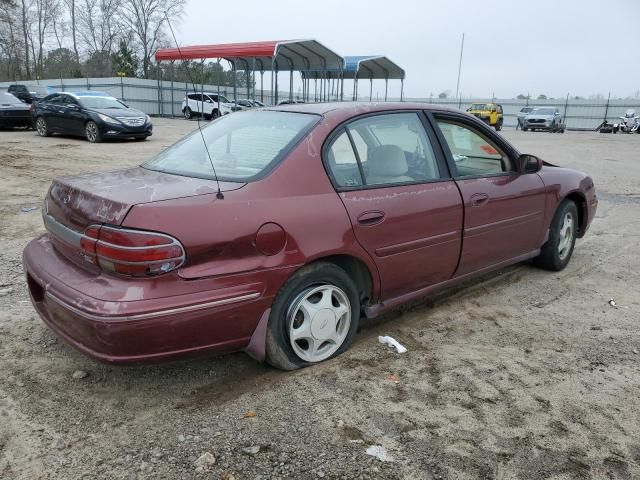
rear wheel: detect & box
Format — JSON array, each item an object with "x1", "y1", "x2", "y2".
[
  {"x1": 85, "y1": 121, "x2": 102, "y2": 143},
  {"x1": 495, "y1": 118, "x2": 503, "y2": 131},
  {"x1": 523, "y1": 126, "x2": 528, "y2": 132},
  {"x1": 183, "y1": 107, "x2": 193, "y2": 120},
  {"x1": 534, "y1": 200, "x2": 578, "y2": 271},
  {"x1": 265, "y1": 262, "x2": 360, "y2": 370},
  {"x1": 212, "y1": 109, "x2": 221, "y2": 119},
  {"x1": 35, "y1": 117, "x2": 50, "y2": 137}
]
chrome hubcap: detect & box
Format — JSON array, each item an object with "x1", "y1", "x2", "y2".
[
  {"x1": 86, "y1": 123, "x2": 97, "y2": 141},
  {"x1": 288, "y1": 285, "x2": 351, "y2": 362},
  {"x1": 36, "y1": 118, "x2": 46, "y2": 136},
  {"x1": 558, "y1": 212, "x2": 574, "y2": 260}
]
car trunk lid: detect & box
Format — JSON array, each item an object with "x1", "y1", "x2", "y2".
[{"x1": 44, "y1": 167, "x2": 243, "y2": 269}]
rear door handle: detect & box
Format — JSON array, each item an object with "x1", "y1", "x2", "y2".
[
  {"x1": 357, "y1": 210, "x2": 386, "y2": 226},
  {"x1": 470, "y1": 193, "x2": 489, "y2": 206}
]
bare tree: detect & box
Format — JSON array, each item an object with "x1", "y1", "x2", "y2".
[
  {"x1": 20, "y1": 0, "x2": 31, "y2": 77},
  {"x1": 62, "y1": 0, "x2": 79, "y2": 64},
  {"x1": 77, "y1": 0, "x2": 122, "y2": 64},
  {"x1": 120, "y1": 0, "x2": 185, "y2": 78}
]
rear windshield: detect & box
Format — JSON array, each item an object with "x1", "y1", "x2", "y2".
[
  {"x1": 470, "y1": 103, "x2": 490, "y2": 110},
  {"x1": 143, "y1": 110, "x2": 319, "y2": 182},
  {"x1": 1, "y1": 93, "x2": 23, "y2": 105}
]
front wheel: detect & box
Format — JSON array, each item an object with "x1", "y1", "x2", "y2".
[
  {"x1": 534, "y1": 200, "x2": 578, "y2": 271},
  {"x1": 212, "y1": 109, "x2": 221, "y2": 119},
  {"x1": 265, "y1": 262, "x2": 360, "y2": 370},
  {"x1": 85, "y1": 121, "x2": 102, "y2": 143},
  {"x1": 183, "y1": 107, "x2": 193, "y2": 120},
  {"x1": 495, "y1": 119, "x2": 503, "y2": 131},
  {"x1": 523, "y1": 126, "x2": 528, "y2": 132},
  {"x1": 35, "y1": 117, "x2": 50, "y2": 137}
]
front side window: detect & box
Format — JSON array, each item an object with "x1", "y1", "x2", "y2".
[
  {"x1": 144, "y1": 110, "x2": 318, "y2": 182},
  {"x1": 436, "y1": 119, "x2": 513, "y2": 176},
  {"x1": 325, "y1": 112, "x2": 441, "y2": 188}
]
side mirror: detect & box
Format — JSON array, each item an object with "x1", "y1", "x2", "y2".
[{"x1": 517, "y1": 154, "x2": 542, "y2": 173}]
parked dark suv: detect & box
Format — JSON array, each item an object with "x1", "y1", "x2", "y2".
[
  {"x1": 32, "y1": 91, "x2": 153, "y2": 142},
  {"x1": 7, "y1": 84, "x2": 33, "y2": 104}
]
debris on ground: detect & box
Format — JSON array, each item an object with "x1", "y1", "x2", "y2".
[
  {"x1": 243, "y1": 411, "x2": 257, "y2": 418},
  {"x1": 608, "y1": 299, "x2": 617, "y2": 308},
  {"x1": 194, "y1": 452, "x2": 216, "y2": 472},
  {"x1": 0, "y1": 287, "x2": 13, "y2": 297},
  {"x1": 366, "y1": 445, "x2": 393, "y2": 462},
  {"x1": 71, "y1": 370, "x2": 88, "y2": 380},
  {"x1": 388, "y1": 373, "x2": 400, "y2": 384},
  {"x1": 241, "y1": 446, "x2": 262, "y2": 455},
  {"x1": 378, "y1": 336, "x2": 407, "y2": 353},
  {"x1": 20, "y1": 206, "x2": 39, "y2": 213}
]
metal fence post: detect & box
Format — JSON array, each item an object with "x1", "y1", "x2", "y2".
[
  {"x1": 603, "y1": 91, "x2": 611, "y2": 123},
  {"x1": 563, "y1": 92, "x2": 569, "y2": 127}
]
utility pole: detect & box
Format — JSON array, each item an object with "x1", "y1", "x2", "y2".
[{"x1": 455, "y1": 33, "x2": 465, "y2": 100}]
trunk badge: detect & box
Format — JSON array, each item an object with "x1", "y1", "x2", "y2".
[{"x1": 62, "y1": 194, "x2": 71, "y2": 204}]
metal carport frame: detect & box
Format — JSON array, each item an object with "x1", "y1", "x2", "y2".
[{"x1": 155, "y1": 40, "x2": 343, "y2": 105}]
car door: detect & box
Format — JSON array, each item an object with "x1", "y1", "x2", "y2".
[
  {"x1": 324, "y1": 111, "x2": 463, "y2": 300},
  {"x1": 59, "y1": 96, "x2": 85, "y2": 134},
  {"x1": 40, "y1": 94, "x2": 65, "y2": 131},
  {"x1": 430, "y1": 113, "x2": 547, "y2": 276}
]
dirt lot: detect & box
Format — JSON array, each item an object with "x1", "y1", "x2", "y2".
[{"x1": 1, "y1": 118, "x2": 639, "y2": 480}]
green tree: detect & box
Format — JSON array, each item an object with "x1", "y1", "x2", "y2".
[
  {"x1": 112, "y1": 39, "x2": 138, "y2": 77},
  {"x1": 43, "y1": 47, "x2": 82, "y2": 78}
]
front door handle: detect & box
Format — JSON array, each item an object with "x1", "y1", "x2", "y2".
[
  {"x1": 357, "y1": 210, "x2": 386, "y2": 226},
  {"x1": 470, "y1": 193, "x2": 489, "y2": 206}
]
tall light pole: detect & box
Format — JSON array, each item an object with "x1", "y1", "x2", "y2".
[{"x1": 455, "y1": 33, "x2": 465, "y2": 100}]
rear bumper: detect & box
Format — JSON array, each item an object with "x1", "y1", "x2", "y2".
[
  {"x1": 23, "y1": 235, "x2": 273, "y2": 364},
  {"x1": 0, "y1": 111, "x2": 31, "y2": 127}
]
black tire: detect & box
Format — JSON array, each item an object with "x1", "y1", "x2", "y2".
[
  {"x1": 523, "y1": 127, "x2": 528, "y2": 132},
  {"x1": 212, "y1": 109, "x2": 221, "y2": 119},
  {"x1": 183, "y1": 107, "x2": 193, "y2": 120},
  {"x1": 534, "y1": 200, "x2": 578, "y2": 271},
  {"x1": 84, "y1": 121, "x2": 102, "y2": 143},
  {"x1": 35, "y1": 117, "x2": 50, "y2": 137},
  {"x1": 495, "y1": 119, "x2": 503, "y2": 131},
  {"x1": 265, "y1": 262, "x2": 360, "y2": 370}
]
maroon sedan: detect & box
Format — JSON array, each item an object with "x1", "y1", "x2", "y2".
[{"x1": 23, "y1": 103, "x2": 597, "y2": 369}]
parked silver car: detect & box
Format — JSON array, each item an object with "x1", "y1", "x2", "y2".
[
  {"x1": 516, "y1": 107, "x2": 533, "y2": 129},
  {"x1": 523, "y1": 107, "x2": 564, "y2": 132}
]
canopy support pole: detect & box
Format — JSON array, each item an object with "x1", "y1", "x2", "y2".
[
  {"x1": 200, "y1": 59, "x2": 205, "y2": 117},
  {"x1": 232, "y1": 60, "x2": 237, "y2": 103},
  {"x1": 340, "y1": 72, "x2": 344, "y2": 101},
  {"x1": 217, "y1": 58, "x2": 221, "y2": 112},
  {"x1": 260, "y1": 71, "x2": 264, "y2": 103},
  {"x1": 400, "y1": 78, "x2": 404, "y2": 101},
  {"x1": 289, "y1": 69, "x2": 293, "y2": 101},
  {"x1": 170, "y1": 61, "x2": 175, "y2": 117},
  {"x1": 370, "y1": 78, "x2": 373, "y2": 101}
]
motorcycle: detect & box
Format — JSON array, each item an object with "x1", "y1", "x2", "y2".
[{"x1": 613, "y1": 109, "x2": 640, "y2": 133}]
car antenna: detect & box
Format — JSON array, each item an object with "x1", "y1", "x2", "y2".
[{"x1": 164, "y1": 11, "x2": 224, "y2": 200}]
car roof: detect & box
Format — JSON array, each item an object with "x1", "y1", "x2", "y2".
[
  {"x1": 65, "y1": 91, "x2": 113, "y2": 98},
  {"x1": 264, "y1": 101, "x2": 462, "y2": 116}
]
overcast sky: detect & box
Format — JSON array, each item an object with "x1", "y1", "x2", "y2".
[{"x1": 178, "y1": 0, "x2": 640, "y2": 100}]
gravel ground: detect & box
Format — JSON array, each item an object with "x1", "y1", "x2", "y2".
[{"x1": 1, "y1": 118, "x2": 639, "y2": 480}]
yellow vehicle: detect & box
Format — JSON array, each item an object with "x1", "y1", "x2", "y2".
[{"x1": 466, "y1": 102, "x2": 504, "y2": 131}]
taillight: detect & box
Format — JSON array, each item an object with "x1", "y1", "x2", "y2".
[{"x1": 80, "y1": 225, "x2": 185, "y2": 277}]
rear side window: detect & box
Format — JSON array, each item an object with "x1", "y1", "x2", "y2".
[
  {"x1": 325, "y1": 112, "x2": 441, "y2": 188},
  {"x1": 144, "y1": 111, "x2": 319, "y2": 182}
]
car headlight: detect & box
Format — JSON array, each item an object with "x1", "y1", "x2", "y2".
[
  {"x1": 145, "y1": 115, "x2": 151, "y2": 123},
  {"x1": 97, "y1": 113, "x2": 120, "y2": 125}
]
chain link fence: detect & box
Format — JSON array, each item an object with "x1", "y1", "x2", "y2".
[{"x1": 2, "y1": 77, "x2": 639, "y2": 131}]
